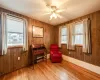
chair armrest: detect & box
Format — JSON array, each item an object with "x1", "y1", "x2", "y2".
[
  {"x1": 58, "y1": 51, "x2": 62, "y2": 54},
  {"x1": 50, "y1": 51, "x2": 53, "y2": 54}
]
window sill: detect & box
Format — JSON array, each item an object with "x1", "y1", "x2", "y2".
[
  {"x1": 61, "y1": 43, "x2": 67, "y2": 45},
  {"x1": 75, "y1": 44, "x2": 83, "y2": 47},
  {"x1": 8, "y1": 46, "x2": 23, "y2": 49}
]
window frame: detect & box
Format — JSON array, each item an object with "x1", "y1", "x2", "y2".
[
  {"x1": 6, "y1": 15, "x2": 26, "y2": 48},
  {"x1": 73, "y1": 22, "x2": 84, "y2": 46},
  {"x1": 61, "y1": 27, "x2": 68, "y2": 44}
]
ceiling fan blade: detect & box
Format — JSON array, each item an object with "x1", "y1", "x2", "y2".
[
  {"x1": 56, "y1": 14, "x2": 63, "y2": 18},
  {"x1": 49, "y1": 16, "x2": 52, "y2": 20},
  {"x1": 56, "y1": 9, "x2": 67, "y2": 13},
  {"x1": 44, "y1": 0, "x2": 52, "y2": 6},
  {"x1": 42, "y1": 12, "x2": 51, "y2": 15}
]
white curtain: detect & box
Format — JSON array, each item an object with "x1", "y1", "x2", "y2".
[
  {"x1": 83, "y1": 19, "x2": 91, "y2": 53},
  {"x1": 68, "y1": 23, "x2": 75, "y2": 50},
  {"x1": 2, "y1": 13, "x2": 7, "y2": 55},
  {"x1": 23, "y1": 19, "x2": 28, "y2": 51},
  {"x1": 58, "y1": 26, "x2": 62, "y2": 47},
  {"x1": 66, "y1": 24, "x2": 70, "y2": 49}
]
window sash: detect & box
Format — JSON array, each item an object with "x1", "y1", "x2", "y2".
[
  {"x1": 74, "y1": 34, "x2": 84, "y2": 45},
  {"x1": 74, "y1": 22, "x2": 84, "y2": 34},
  {"x1": 72, "y1": 33, "x2": 84, "y2": 35},
  {"x1": 6, "y1": 15, "x2": 25, "y2": 47},
  {"x1": 72, "y1": 22, "x2": 84, "y2": 45},
  {"x1": 61, "y1": 27, "x2": 67, "y2": 36},
  {"x1": 61, "y1": 35, "x2": 67, "y2": 44},
  {"x1": 61, "y1": 34, "x2": 67, "y2": 36},
  {"x1": 7, "y1": 32, "x2": 24, "y2": 47},
  {"x1": 61, "y1": 27, "x2": 68, "y2": 44}
]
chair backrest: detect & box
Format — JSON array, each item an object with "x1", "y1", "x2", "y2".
[{"x1": 50, "y1": 44, "x2": 59, "y2": 52}]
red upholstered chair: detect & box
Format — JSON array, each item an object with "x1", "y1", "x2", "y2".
[{"x1": 50, "y1": 44, "x2": 62, "y2": 63}]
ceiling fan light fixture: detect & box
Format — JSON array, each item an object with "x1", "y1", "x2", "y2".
[
  {"x1": 47, "y1": 5, "x2": 64, "y2": 20},
  {"x1": 52, "y1": 12, "x2": 57, "y2": 18},
  {"x1": 49, "y1": 12, "x2": 57, "y2": 20}
]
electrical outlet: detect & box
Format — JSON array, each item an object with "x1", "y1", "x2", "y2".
[{"x1": 18, "y1": 57, "x2": 20, "y2": 60}]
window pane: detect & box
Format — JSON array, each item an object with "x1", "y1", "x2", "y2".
[
  {"x1": 61, "y1": 27, "x2": 67, "y2": 36},
  {"x1": 7, "y1": 18, "x2": 24, "y2": 33},
  {"x1": 61, "y1": 36, "x2": 67, "y2": 43},
  {"x1": 6, "y1": 16, "x2": 24, "y2": 46},
  {"x1": 75, "y1": 35, "x2": 83, "y2": 45},
  {"x1": 7, "y1": 32, "x2": 23, "y2": 46},
  {"x1": 75, "y1": 23, "x2": 83, "y2": 34}
]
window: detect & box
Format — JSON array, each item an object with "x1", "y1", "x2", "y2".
[
  {"x1": 74, "y1": 23, "x2": 84, "y2": 45},
  {"x1": 6, "y1": 16, "x2": 25, "y2": 47},
  {"x1": 2, "y1": 13, "x2": 28, "y2": 55},
  {"x1": 59, "y1": 19, "x2": 91, "y2": 53},
  {"x1": 61, "y1": 27, "x2": 67, "y2": 44}
]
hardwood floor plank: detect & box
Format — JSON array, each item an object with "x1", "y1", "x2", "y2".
[
  {"x1": 0, "y1": 60, "x2": 100, "y2": 80},
  {"x1": 46, "y1": 61, "x2": 79, "y2": 80},
  {"x1": 37, "y1": 62, "x2": 60, "y2": 80},
  {"x1": 59, "y1": 61, "x2": 100, "y2": 80}
]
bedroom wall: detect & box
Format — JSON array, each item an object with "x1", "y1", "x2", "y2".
[
  {"x1": 0, "y1": 7, "x2": 54, "y2": 75},
  {"x1": 55, "y1": 11, "x2": 100, "y2": 67}
]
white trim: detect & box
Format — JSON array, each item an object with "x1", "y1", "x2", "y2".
[
  {"x1": 62, "y1": 55, "x2": 100, "y2": 74},
  {"x1": 1, "y1": 12, "x2": 4, "y2": 55}
]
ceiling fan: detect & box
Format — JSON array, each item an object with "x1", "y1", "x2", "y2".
[{"x1": 43, "y1": 0, "x2": 66, "y2": 20}]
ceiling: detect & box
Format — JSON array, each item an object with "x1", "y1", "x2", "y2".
[{"x1": 0, "y1": 0, "x2": 100, "y2": 25}]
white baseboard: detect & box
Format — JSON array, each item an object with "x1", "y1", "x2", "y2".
[{"x1": 62, "y1": 55, "x2": 100, "y2": 74}]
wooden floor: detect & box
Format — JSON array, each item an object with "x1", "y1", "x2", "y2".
[{"x1": 0, "y1": 60, "x2": 100, "y2": 80}]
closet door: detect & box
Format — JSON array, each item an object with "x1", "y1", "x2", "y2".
[{"x1": 0, "y1": 13, "x2": 2, "y2": 56}]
